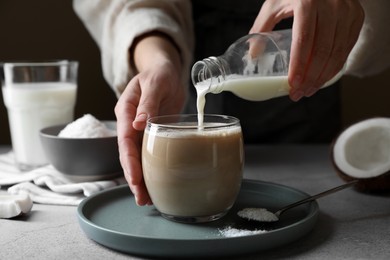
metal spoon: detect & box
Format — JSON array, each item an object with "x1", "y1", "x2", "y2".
[{"x1": 238, "y1": 180, "x2": 359, "y2": 222}]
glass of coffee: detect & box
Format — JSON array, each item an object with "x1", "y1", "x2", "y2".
[{"x1": 142, "y1": 114, "x2": 244, "y2": 223}]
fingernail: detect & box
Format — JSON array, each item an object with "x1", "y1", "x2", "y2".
[
  {"x1": 291, "y1": 90, "x2": 304, "y2": 101},
  {"x1": 135, "y1": 113, "x2": 147, "y2": 122}
]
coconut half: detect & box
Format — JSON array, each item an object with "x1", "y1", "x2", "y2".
[{"x1": 331, "y1": 117, "x2": 390, "y2": 191}]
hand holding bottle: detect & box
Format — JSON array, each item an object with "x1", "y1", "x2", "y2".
[{"x1": 250, "y1": 0, "x2": 364, "y2": 101}]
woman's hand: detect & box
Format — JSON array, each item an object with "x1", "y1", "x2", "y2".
[
  {"x1": 250, "y1": 0, "x2": 364, "y2": 101},
  {"x1": 115, "y1": 34, "x2": 185, "y2": 205}
]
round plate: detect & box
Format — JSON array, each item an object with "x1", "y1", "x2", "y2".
[{"x1": 77, "y1": 180, "x2": 318, "y2": 258}]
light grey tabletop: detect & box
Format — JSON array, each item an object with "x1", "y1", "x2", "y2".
[{"x1": 1, "y1": 145, "x2": 389, "y2": 260}]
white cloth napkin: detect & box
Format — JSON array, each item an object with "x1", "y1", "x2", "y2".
[{"x1": 0, "y1": 151, "x2": 126, "y2": 206}]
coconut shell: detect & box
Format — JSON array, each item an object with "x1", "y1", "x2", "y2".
[{"x1": 330, "y1": 137, "x2": 390, "y2": 193}]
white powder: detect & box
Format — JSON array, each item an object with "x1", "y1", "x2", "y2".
[
  {"x1": 237, "y1": 208, "x2": 279, "y2": 222},
  {"x1": 58, "y1": 114, "x2": 116, "y2": 138},
  {"x1": 219, "y1": 226, "x2": 268, "y2": 237}
]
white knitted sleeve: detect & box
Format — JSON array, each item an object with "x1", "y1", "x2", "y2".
[
  {"x1": 345, "y1": 0, "x2": 390, "y2": 77},
  {"x1": 73, "y1": 0, "x2": 194, "y2": 97}
]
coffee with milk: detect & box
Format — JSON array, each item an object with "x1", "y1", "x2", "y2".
[{"x1": 142, "y1": 115, "x2": 243, "y2": 223}]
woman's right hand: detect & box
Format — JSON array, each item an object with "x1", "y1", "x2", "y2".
[
  {"x1": 115, "y1": 34, "x2": 185, "y2": 205},
  {"x1": 250, "y1": 0, "x2": 364, "y2": 101}
]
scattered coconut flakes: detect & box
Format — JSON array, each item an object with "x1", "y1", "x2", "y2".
[
  {"x1": 58, "y1": 114, "x2": 116, "y2": 138},
  {"x1": 237, "y1": 208, "x2": 279, "y2": 222},
  {"x1": 219, "y1": 226, "x2": 268, "y2": 237}
]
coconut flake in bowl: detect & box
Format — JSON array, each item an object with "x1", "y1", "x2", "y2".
[
  {"x1": 58, "y1": 114, "x2": 116, "y2": 138},
  {"x1": 40, "y1": 115, "x2": 121, "y2": 180}
]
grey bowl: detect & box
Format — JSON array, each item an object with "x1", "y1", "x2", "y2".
[{"x1": 39, "y1": 121, "x2": 122, "y2": 181}]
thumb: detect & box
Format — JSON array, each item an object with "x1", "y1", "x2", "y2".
[
  {"x1": 132, "y1": 86, "x2": 160, "y2": 131},
  {"x1": 132, "y1": 113, "x2": 149, "y2": 131},
  {"x1": 250, "y1": 0, "x2": 293, "y2": 33}
]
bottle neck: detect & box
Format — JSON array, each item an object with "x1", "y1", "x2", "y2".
[{"x1": 191, "y1": 56, "x2": 228, "y2": 93}]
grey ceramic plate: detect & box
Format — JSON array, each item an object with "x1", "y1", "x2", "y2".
[{"x1": 77, "y1": 180, "x2": 318, "y2": 258}]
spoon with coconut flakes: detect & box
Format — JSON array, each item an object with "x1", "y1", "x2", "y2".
[{"x1": 238, "y1": 180, "x2": 359, "y2": 222}]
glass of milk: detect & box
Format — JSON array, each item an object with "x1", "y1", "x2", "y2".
[{"x1": 1, "y1": 60, "x2": 78, "y2": 171}]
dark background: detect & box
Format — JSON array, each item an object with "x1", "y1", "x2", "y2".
[
  {"x1": 0, "y1": 0, "x2": 117, "y2": 144},
  {"x1": 1, "y1": 0, "x2": 390, "y2": 144}
]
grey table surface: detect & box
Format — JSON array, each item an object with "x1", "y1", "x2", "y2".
[{"x1": 1, "y1": 145, "x2": 389, "y2": 260}]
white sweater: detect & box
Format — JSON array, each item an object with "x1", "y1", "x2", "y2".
[{"x1": 73, "y1": 0, "x2": 390, "y2": 96}]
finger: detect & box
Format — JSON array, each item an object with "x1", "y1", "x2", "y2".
[
  {"x1": 115, "y1": 78, "x2": 143, "y2": 187},
  {"x1": 288, "y1": 0, "x2": 317, "y2": 101},
  {"x1": 246, "y1": 36, "x2": 267, "y2": 65},
  {"x1": 312, "y1": 14, "x2": 349, "y2": 92},
  {"x1": 137, "y1": 181, "x2": 152, "y2": 206},
  {"x1": 116, "y1": 87, "x2": 150, "y2": 205},
  {"x1": 247, "y1": 1, "x2": 293, "y2": 74},
  {"x1": 132, "y1": 113, "x2": 148, "y2": 131},
  {"x1": 127, "y1": 177, "x2": 152, "y2": 206},
  {"x1": 132, "y1": 80, "x2": 161, "y2": 131},
  {"x1": 302, "y1": 2, "x2": 336, "y2": 97},
  {"x1": 306, "y1": 0, "x2": 364, "y2": 95},
  {"x1": 249, "y1": 0, "x2": 293, "y2": 33},
  {"x1": 330, "y1": 1, "x2": 364, "y2": 75}
]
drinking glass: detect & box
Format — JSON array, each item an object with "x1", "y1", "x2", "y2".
[
  {"x1": 1, "y1": 60, "x2": 78, "y2": 171},
  {"x1": 142, "y1": 114, "x2": 244, "y2": 223}
]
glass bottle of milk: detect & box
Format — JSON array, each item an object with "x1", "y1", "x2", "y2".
[{"x1": 191, "y1": 29, "x2": 344, "y2": 102}]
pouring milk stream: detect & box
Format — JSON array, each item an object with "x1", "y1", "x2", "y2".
[{"x1": 192, "y1": 29, "x2": 344, "y2": 127}]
